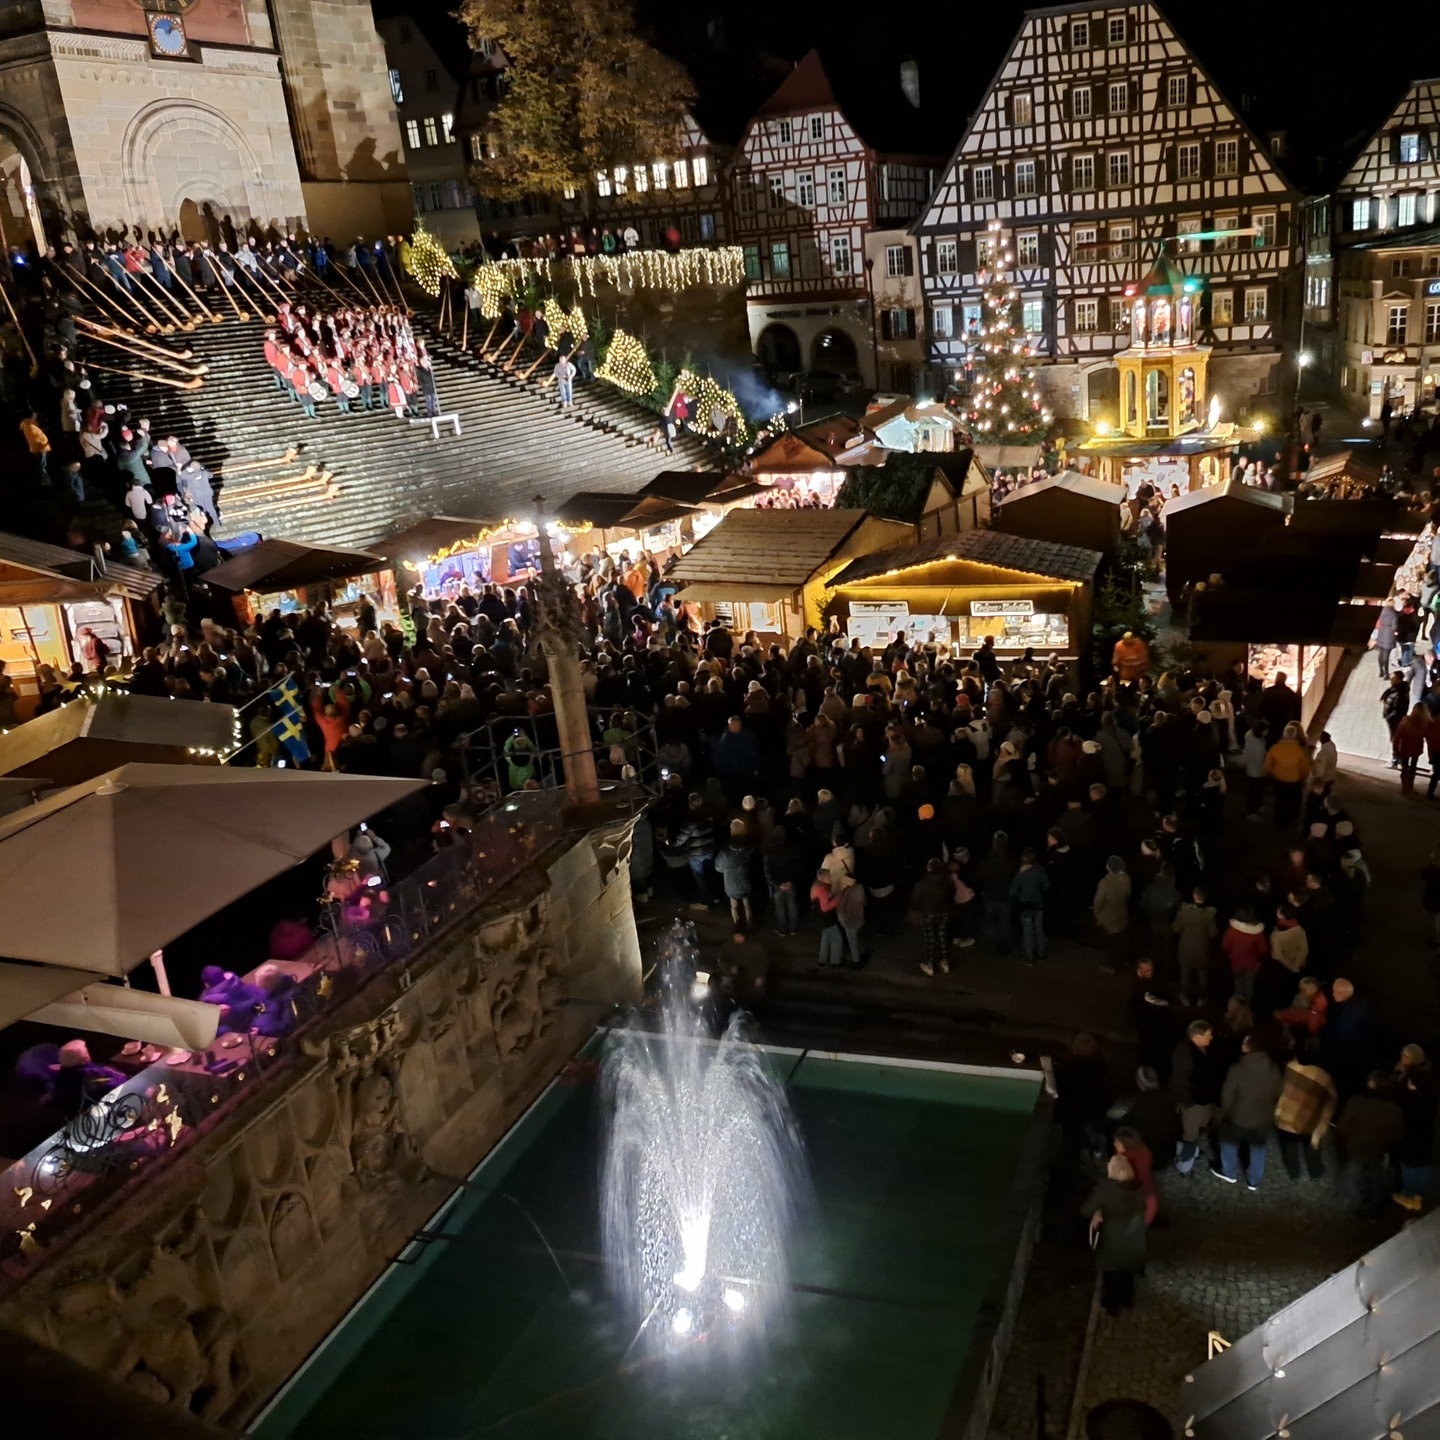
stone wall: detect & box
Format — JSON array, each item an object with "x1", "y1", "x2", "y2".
[
  {"x1": 0, "y1": 821, "x2": 642, "y2": 1429},
  {"x1": 30, "y1": 33, "x2": 308, "y2": 234}
]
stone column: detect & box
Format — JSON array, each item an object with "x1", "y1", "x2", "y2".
[{"x1": 531, "y1": 503, "x2": 600, "y2": 813}]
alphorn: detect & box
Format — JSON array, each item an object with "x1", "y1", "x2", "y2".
[
  {"x1": 77, "y1": 315, "x2": 196, "y2": 363},
  {"x1": 134, "y1": 269, "x2": 198, "y2": 332},
  {"x1": 218, "y1": 448, "x2": 302, "y2": 477},
  {"x1": 75, "y1": 318, "x2": 206, "y2": 375},
  {"x1": 70, "y1": 266, "x2": 158, "y2": 335},
  {"x1": 102, "y1": 267, "x2": 176, "y2": 336},
  {"x1": 170, "y1": 265, "x2": 225, "y2": 325},
  {"x1": 202, "y1": 253, "x2": 250, "y2": 323},
  {"x1": 83, "y1": 357, "x2": 205, "y2": 391}
]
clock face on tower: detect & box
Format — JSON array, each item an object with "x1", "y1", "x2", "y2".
[{"x1": 145, "y1": 10, "x2": 190, "y2": 55}]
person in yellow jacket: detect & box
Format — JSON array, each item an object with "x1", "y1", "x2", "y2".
[{"x1": 1263, "y1": 722, "x2": 1311, "y2": 828}]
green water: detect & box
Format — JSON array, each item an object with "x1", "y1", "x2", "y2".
[{"x1": 252, "y1": 1054, "x2": 1041, "y2": 1440}]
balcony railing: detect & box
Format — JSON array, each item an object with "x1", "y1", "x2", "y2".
[{"x1": 0, "y1": 794, "x2": 574, "y2": 1290}]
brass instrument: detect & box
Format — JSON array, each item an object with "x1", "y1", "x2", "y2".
[
  {"x1": 75, "y1": 316, "x2": 207, "y2": 375},
  {"x1": 169, "y1": 263, "x2": 225, "y2": 325},
  {"x1": 82, "y1": 357, "x2": 205, "y2": 391},
  {"x1": 202, "y1": 252, "x2": 251, "y2": 323}
]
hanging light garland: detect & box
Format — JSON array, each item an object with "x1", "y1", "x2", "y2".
[
  {"x1": 596, "y1": 329, "x2": 657, "y2": 394},
  {"x1": 403, "y1": 221, "x2": 459, "y2": 297},
  {"x1": 470, "y1": 246, "x2": 743, "y2": 316}
]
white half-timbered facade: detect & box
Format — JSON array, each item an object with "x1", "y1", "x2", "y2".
[
  {"x1": 912, "y1": 2, "x2": 1302, "y2": 422},
  {"x1": 559, "y1": 113, "x2": 729, "y2": 250},
  {"x1": 733, "y1": 51, "x2": 944, "y2": 388},
  {"x1": 1329, "y1": 80, "x2": 1440, "y2": 418}
]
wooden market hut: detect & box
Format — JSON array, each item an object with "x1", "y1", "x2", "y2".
[
  {"x1": 996, "y1": 470, "x2": 1125, "y2": 554},
  {"x1": 834, "y1": 451, "x2": 992, "y2": 539},
  {"x1": 826, "y1": 529, "x2": 1103, "y2": 659},
  {"x1": 668, "y1": 507, "x2": 910, "y2": 640},
  {"x1": 1160, "y1": 481, "x2": 1287, "y2": 600}
]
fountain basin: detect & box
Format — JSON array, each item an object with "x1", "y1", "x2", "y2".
[{"x1": 251, "y1": 1041, "x2": 1048, "y2": 1440}]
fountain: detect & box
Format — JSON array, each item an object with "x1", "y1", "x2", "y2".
[{"x1": 600, "y1": 923, "x2": 806, "y2": 1351}]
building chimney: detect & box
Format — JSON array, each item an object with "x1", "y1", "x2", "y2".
[{"x1": 899, "y1": 59, "x2": 920, "y2": 110}]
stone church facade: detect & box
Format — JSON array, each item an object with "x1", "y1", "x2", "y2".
[{"x1": 0, "y1": 0, "x2": 410, "y2": 245}]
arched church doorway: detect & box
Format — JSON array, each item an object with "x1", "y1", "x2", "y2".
[
  {"x1": 812, "y1": 327, "x2": 859, "y2": 375},
  {"x1": 756, "y1": 322, "x2": 801, "y2": 375},
  {"x1": 0, "y1": 129, "x2": 48, "y2": 252}
]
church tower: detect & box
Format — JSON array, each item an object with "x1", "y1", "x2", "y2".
[{"x1": 0, "y1": 0, "x2": 408, "y2": 243}]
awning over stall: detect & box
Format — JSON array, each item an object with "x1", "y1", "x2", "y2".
[{"x1": 206, "y1": 539, "x2": 389, "y2": 594}]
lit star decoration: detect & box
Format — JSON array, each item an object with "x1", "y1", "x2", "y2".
[
  {"x1": 966, "y1": 222, "x2": 1051, "y2": 440},
  {"x1": 541, "y1": 297, "x2": 588, "y2": 342},
  {"x1": 597, "y1": 329, "x2": 657, "y2": 394},
  {"x1": 403, "y1": 222, "x2": 459, "y2": 298}
]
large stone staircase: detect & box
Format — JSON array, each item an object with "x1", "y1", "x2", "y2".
[{"x1": 114, "y1": 312, "x2": 708, "y2": 549}]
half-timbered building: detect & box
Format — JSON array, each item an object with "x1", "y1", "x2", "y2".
[
  {"x1": 1330, "y1": 79, "x2": 1440, "y2": 418},
  {"x1": 732, "y1": 51, "x2": 949, "y2": 389},
  {"x1": 559, "y1": 113, "x2": 730, "y2": 250},
  {"x1": 912, "y1": 2, "x2": 1302, "y2": 424}
]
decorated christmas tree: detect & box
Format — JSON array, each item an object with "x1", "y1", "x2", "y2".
[
  {"x1": 404, "y1": 221, "x2": 458, "y2": 297},
  {"x1": 966, "y1": 229, "x2": 1049, "y2": 441}
]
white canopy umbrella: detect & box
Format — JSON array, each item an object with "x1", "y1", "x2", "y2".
[{"x1": 0, "y1": 763, "x2": 427, "y2": 976}]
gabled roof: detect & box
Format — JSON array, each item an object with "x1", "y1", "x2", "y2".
[
  {"x1": 756, "y1": 49, "x2": 836, "y2": 118},
  {"x1": 1161, "y1": 479, "x2": 1287, "y2": 519},
  {"x1": 671, "y1": 507, "x2": 874, "y2": 590},
  {"x1": 997, "y1": 470, "x2": 1127, "y2": 508},
  {"x1": 0, "y1": 532, "x2": 162, "y2": 604},
  {"x1": 831, "y1": 528, "x2": 1103, "y2": 587}
]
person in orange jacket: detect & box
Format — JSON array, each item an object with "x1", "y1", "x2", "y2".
[
  {"x1": 1112, "y1": 630, "x2": 1150, "y2": 683},
  {"x1": 310, "y1": 686, "x2": 351, "y2": 771}
]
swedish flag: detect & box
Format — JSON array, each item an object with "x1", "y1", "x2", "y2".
[{"x1": 268, "y1": 676, "x2": 311, "y2": 763}]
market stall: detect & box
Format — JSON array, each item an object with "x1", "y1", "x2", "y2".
[
  {"x1": 826, "y1": 529, "x2": 1102, "y2": 660},
  {"x1": 0, "y1": 533, "x2": 163, "y2": 719},
  {"x1": 745, "y1": 418, "x2": 884, "y2": 507},
  {"x1": 996, "y1": 470, "x2": 1125, "y2": 554},
  {"x1": 205, "y1": 539, "x2": 396, "y2": 627},
  {"x1": 669, "y1": 507, "x2": 910, "y2": 641}
]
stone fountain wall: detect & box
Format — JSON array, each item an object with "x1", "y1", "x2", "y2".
[{"x1": 0, "y1": 821, "x2": 642, "y2": 1430}]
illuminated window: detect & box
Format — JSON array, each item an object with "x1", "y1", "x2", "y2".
[
  {"x1": 1072, "y1": 154, "x2": 1095, "y2": 190},
  {"x1": 1244, "y1": 287, "x2": 1267, "y2": 322},
  {"x1": 596, "y1": 170, "x2": 612, "y2": 197},
  {"x1": 1399, "y1": 132, "x2": 1422, "y2": 163},
  {"x1": 422, "y1": 116, "x2": 439, "y2": 146},
  {"x1": 830, "y1": 234, "x2": 851, "y2": 274},
  {"x1": 634, "y1": 164, "x2": 648, "y2": 192},
  {"x1": 1398, "y1": 193, "x2": 1417, "y2": 226},
  {"x1": 1177, "y1": 214, "x2": 1203, "y2": 252},
  {"x1": 931, "y1": 304, "x2": 954, "y2": 338},
  {"x1": 388, "y1": 68, "x2": 403, "y2": 104},
  {"x1": 674, "y1": 158, "x2": 690, "y2": 188},
  {"x1": 936, "y1": 239, "x2": 958, "y2": 274},
  {"x1": 441, "y1": 113, "x2": 454, "y2": 143},
  {"x1": 1253, "y1": 211, "x2": 1276, "y2": 248},
  {"x1": 612, "y1": 165, "x2": 628, "y2": 193},
  {"x1": 828, "y1": 167, "x2": 846, "y2": 204},
  {"x1": 1387, "y1": 303, "x2": 1409, "y2": 346},
  {"x1": 1351, "y1": 198, "x2": 1371, "y2": 230},
  {"x1": 1012, "y1": 92, "x2": 1034, "y2": 126},
  {"x1": 1425, "y1": 302, "x2": 1440, "y2": 343},
  {"x1": 1017, "y1": 231, "x2": 1039, "y2": 265},
  {"x1": 652, "y1": 161, "x2": 668, "y2": 189},
  {"x1": 1022, "y1": 297, "x2": 1044, "y2": 332},
  {"x1": 771, "y1": 240, "x2": 790, "y2": 278},
  {"x1": 742, "y1": 244, "x2": 761, "y2": 281},
  {"x1": 692, "y1": 155, "x2": 709, "y2": 186},
  {"x1": 1074, "y1": 299, "x2": 1098, "y2": 331},
  {"x1": 1212, "y1": 290, "x2": 1233, "y2": 324},
  {"x1": 405, "y1": 119, "x2": 421, "y2": 149},
  {"x1": 768, "y1": 174, "x2": 785, "y2": 209}
]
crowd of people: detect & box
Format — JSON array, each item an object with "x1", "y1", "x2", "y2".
[{"x1": 263, "y1": 302, "x2": 438, "y2": 421}]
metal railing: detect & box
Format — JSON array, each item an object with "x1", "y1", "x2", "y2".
[{"x1": 0, "y1": 796, "x2": 572, "y2": 1289}]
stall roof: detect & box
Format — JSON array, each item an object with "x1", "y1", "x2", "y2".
[
  {"x1": 831, "y1": 528, "x2": 1104, "y2": 587},
  {"x1": 553, "y1": 491, "x2": 654, "y2": 529},
  {"x1": 371, "y1": 515, "x2": 501, "y2": 563},
  {"x1": 671, "y1": 508, "x2": 877, "y2": 591},
  {"x1": 1076, "y1": 431, "x2": 1240, "y2": 457},
  {"x1": 616, "y1": 495, "x2": 701, "y2": 527},
  {"x1": 750, "y1": 419, "x2": 874, "y2": 472},
  {"x1": 997, "y1": 470, "x2": 1126, "y2": 508},
  {"x1": 205, "y1": 538, "x2": 389, "y2": 593},
  {"x1": 0, "y1": 693, "x2": 241, "y2": 779},
  {"x1": 1303, "y1": 448, "x2": 1388, "y2": 489},
  {"x1": 0, "y1": 533, "x2": 163, "y2": 604},
  {"x1": 1185, "y1": 1208, "x2": 1440, "y2": 1440},
  {"x1": 1161, "y1": 479, "x2": 1288, "y2": 519},
  {"x1": 973, "y1": 443, "x2": 1042, "y2": 471},
  {"x1": 639, "y1": 471, "x2": 739, "y2": 505}
]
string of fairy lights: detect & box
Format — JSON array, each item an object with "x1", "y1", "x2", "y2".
[
  {"x1": 596, "y1": 329, "x2": 657, "y2": 394},
  {"x1": 402, "y1": 221, "x2": 459, "y2": 298},
  {"x1": 968, "y1": 221, "x2": 1051, "y2": 439}
]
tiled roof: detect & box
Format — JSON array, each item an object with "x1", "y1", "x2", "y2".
[
  {"x1": 829, "y1": 527, "x2": 1103, "y2": 587},
  {"x1": 671, "y1": 507, "x2": 869, "y2": 589}
]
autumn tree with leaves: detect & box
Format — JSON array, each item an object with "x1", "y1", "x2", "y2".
[{"x1": 457, "y1": 0, "x2": 694, "y2": 204}]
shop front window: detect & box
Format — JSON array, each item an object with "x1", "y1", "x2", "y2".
[{"x1": 1145, "y1": 369, "x2": 1169, "y2": 426}]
